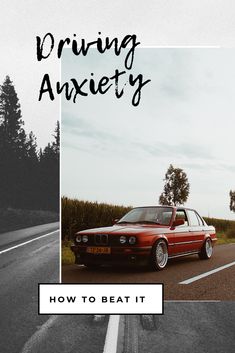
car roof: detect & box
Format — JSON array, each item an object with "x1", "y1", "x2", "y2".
[
  {"x1": 176, "y1": 207, "x2": 197, "y2": 212},
  {"x1": 133, "y1": 205, "x2": 175, "y2": 209},
  {"x1": 132, "y1": 206, "x2": 197, "y2": 212}
]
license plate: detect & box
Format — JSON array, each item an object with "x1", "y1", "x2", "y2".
[{"x1": 86, "y1": 247, "x2": 111, "y2": 254}]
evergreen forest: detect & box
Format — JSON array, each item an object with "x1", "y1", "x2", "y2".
[{"x1": 0, "y1": 76, "x2": 59, "y2": 231}]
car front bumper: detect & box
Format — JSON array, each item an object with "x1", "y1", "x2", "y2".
[{"x1": 70, "y1": 244, "x2": 152, "y2": 266}]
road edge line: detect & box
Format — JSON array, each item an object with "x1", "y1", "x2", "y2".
[{"x1": 0, "y1": 229, "x2": 59, "y2": 255}]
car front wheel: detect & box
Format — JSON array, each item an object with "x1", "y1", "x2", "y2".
[
  {"x1": 198, "y1": 238, "x2": 213, "y2": 260},
  {"x1": 150, "y1": 239, "x2": 168, "y2": 271}
]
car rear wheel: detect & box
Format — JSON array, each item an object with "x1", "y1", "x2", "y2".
[
  {"x1": 198, "y1": 238, "x2": 213, "y2": 260},
  {"x1": 151, "y1": 239, "x2": 168, "y2": 271}
]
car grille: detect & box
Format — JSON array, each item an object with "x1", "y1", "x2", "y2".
[{"x1": 94, "y1": 234, "x2": 109, "y2": 245}]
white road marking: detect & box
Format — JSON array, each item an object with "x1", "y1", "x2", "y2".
[
  {"x1": 103, "y1": 315, "x2": 120, "y2": 353},
  {"x1": 179, "y1": 261, "x2": 235, "y2": 284},
  {"x1": 0, "y1": 230, "x2": 59, "y2": 255}
]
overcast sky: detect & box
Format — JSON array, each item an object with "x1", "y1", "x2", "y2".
[
  {"x1": 1, "y1": 1, "x2": 235, "y2": 219},
  {"x1": 1, "y1": 0, "x2": 235, "y2": 147},
  {"x1": 62, "y1": 48, "x2": 235, "y2": 219}
]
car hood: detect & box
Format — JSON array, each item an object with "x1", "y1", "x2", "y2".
[{"x1": 77, "y1": 224, "x2": 169, "y2": 236}]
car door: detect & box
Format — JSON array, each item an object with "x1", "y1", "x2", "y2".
[
  {"x1": 171, "y1": 209, "x2": 192, "y2": 255},
  {"x1": 186, "y1": 209, "x2": 205, "y2": 251}
]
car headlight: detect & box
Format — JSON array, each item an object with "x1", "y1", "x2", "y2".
[
  {"x1": 75, "y1": 235, "x2": 82, "y2": 243},
  {"x1": 82, "y1": 235, "x2": 89, "y2": 243},
  {"x1": 120, "y1": 235, "x2": 127, "y2": 244},
  {"x1": 129, "y1": 236, "x2": 136, "y2": 245}
]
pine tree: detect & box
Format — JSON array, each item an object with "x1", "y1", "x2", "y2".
[
  {"x1": 0, "y1": 76, "x2": 27, "y2": 208},
  {"x1": 25, "y1": 132, "x2": 38, "y2": 160},
  {"x1": 52, "y1": 120, "x2": 60, "y2": 156},
  {"x1": 159, "y1": 164, "x2": 190, "y2": 206},
  {"x1": 0, "y1": 76, "x2": 25, "y2": 145},
  {"x1": 0, "y1": 75, "x2": 59, "y2": 212},
  {"x1": 21, "y1": 132, "x2": 39, "y2": 208},
  {"x1": 38, "y1": 122, "x2": 60, "y2": 211}
]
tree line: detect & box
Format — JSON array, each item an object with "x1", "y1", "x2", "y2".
[{"x1": 0, "y1": 76, "x2": 59, "y2": 212}]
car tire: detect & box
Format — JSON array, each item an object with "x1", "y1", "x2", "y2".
[
  {"x1": 150, "y1": 239, "x2": 168, "y2": 271},
  {"x1": 198, "y1": 238, "x2": 213, "y2": 260}
]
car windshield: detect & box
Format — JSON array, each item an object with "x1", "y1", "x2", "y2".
[{"x1": 117, "y1": 207, "x2": 173, "y2": 226}]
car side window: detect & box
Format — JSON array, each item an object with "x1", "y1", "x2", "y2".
[
  {"x1": 196, "y1": 212, "x2": 204, "y2": 226},
  {"x1": 188, "y1": 210, "x2": 200, "y2": 226},
  {"x1": 175, "y1": 210, "x2": 188, "y2": 226}
]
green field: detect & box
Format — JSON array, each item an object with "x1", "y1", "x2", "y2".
[{"x1": 62, "y1": 197, "x2": 132, "y2": 240}]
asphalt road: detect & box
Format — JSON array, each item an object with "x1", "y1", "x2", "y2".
[
  {"x1": 1, "y1": 226, "x2": 234, "y2": 352},
  {"x1": 0, "y1": 223, "x2": 59, "y2": 353},
  {"x1": 137, "y1": 302, "x2": 235, "y2": 353},
  {"x1": 15, "y1": 304, "x2": 235, "y2": 353},
  {"x1": 20, "y1": 315, "x2": 108, "y2": 353},
  {"x1": 62, "y1": 243, "x2": 235, "y2": 300}
]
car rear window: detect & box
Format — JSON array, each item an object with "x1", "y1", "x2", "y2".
[{"x1": 188, "y1": 210, "x2": 200, "y2": 226}]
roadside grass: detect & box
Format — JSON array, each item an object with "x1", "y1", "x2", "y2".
[
  {"x1": 62, "y1": 240, "x2": 75, "y2": 265},
  {"x1": 0, "y1": 208, "x2": 59, "y2": 234},
  {"x1": 216, "y1": 231, "x2": 235, "y2": 245}
]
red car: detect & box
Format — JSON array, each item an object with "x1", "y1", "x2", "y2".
[{"x1": 71, "y1": 206, "x2": 217, "y2": 270}]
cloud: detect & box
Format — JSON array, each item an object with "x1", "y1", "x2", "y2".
[
  {"x1": 62, "y1": 113, "x2": 119, "y2": 142},
  {"x1": 133, "y1": 141, "x2": 213, "y2": 160},
  {"x1": 62, "y1": 113, "x2": 214, "y2": 162},
  {"x1": 182, "y1": 162, "x2": 235, "y2": 174}
]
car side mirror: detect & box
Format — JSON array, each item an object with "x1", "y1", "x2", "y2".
[
  {"x1": 172, "y1": 219, "x2": 185, "y2": 227},
  {"x1": 113, "y1": 218, "x2": 119, "y2": 224}
]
